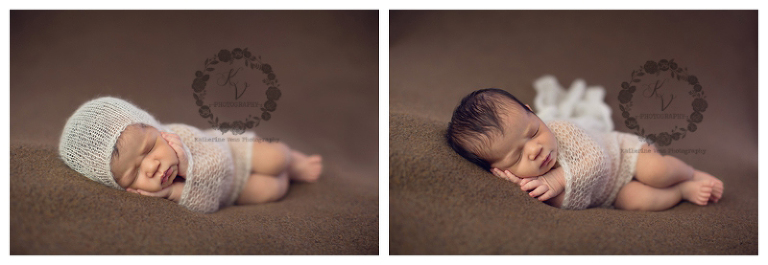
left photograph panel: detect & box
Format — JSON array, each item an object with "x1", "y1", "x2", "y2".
[{"x1": 10, "y1": 10, "x2": 378, "y2": 255}]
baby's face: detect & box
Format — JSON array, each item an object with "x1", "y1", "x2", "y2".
[
  {"x1": 477, "y1": 103, "x2": 558, "y2": 178},
  {"x1": 110, "y1": 123, "x2": 179, "y2": 192}
]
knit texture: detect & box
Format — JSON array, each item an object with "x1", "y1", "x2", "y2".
[
  {"x1": 166, "y1": 124, "x2": 254, "y2": 213},
  {"x1": 547, "y1": 120, "x2": 643, "y2": 210},
  {"x1": 59, "y1": 97, "x2": 166, "y2": 190}
]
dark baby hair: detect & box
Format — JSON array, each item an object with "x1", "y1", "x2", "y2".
[{"x1": 445, "y1": 88, "x2": 533, "y2": 171}]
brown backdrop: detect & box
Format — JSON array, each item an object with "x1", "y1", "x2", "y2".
[
  {"x1": 11, "y1": 10, "x2": 378, "y2": 254},
  {"x1": 390, "y1": 10, "x2": 757, "y2": 254}
]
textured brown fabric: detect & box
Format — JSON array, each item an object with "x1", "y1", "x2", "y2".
[
  {"x1": 11, "y1": 10, "x2": 378, "y2": 254},
  {"x1": 390, "y1": 10, "x2": 757, "y2": 254}
]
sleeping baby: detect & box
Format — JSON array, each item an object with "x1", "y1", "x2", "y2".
[
  {"x1": 59, "y1": 96, "x2": 322, "y2": 213},
  {"x1": 446, "y1": 88, "x2": 723, "y2": 210}
]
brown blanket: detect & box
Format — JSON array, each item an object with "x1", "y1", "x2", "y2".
[
  {"x1": 11, "y1": 10, "x2": 378, "y2": 254},
  {"x1": 390, "y1": 10, "x2": 757, "y2": 254}
]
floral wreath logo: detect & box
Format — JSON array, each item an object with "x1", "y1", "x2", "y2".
[
  {"x1": 619, "y1": 59, "x2": 708, "y2": 147},
  {"x1": 191, "y1": 48, "x2": 282, "y2": 135}
]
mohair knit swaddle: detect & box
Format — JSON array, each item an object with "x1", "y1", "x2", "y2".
[
  {"x1": 165, "y1": 124, "x2": 253, "y2": 213},
  {"x1": 546, "y1": 120, "x2": 644, "y2": 210},
  {"x1": 60, "y1": 96, "x2": 252, "y2": 213}
]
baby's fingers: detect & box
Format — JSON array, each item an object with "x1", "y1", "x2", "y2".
[
  {"x1": 135, "y1": 188, "x2": 171, "y2": 198},
  {"x1": 503, "y1": 170, "x2": 521, "y2": 184},
  {"x1": 491, "y1": 168, "x2": 521, "y2": 184},
  {"x1": 161, "y1": 132, "x2": 181, "y2": 144},
  {"x1": 529, "y1": 185, "x2": 549, "y2": 198},
  {"x1": 162, "y1": 133, "x2": 184, "y2": 152},
  {"x1": 537, "y1": 190, "x2": 555, "y2": 201},
  {"x1": 520, "y1": 179, "x2": 540, "y2": 192},
  {"x1": 491, "y1": 168, "x2": 505, "y2": 179},
  {"x1": 520, "y1": 178, "x2": 532, "y2": 186},
  {"x1": 168, "y1": 138, "x2": 183, "y2": 151}
]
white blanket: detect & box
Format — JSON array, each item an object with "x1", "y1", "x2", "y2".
[{"x1": 533, "y1": 75, "x2": 614, "y2": 133}]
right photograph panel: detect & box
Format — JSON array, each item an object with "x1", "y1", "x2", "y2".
[{"x1": 389, "y1": 10, "x2": 757, "y2": 255}]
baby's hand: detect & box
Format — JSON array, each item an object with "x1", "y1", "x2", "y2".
[
  {"x1": 161, "y1": 132, "x2": 188, "y2": 177},
  {"x1": 127, "y1": 182, "x2": 185, "y2": 202},
  {"x1": 492, "y1": 167, "x2": 565, "y2": 203},
  {"x1": 491, "y1": 168, "x2": 522, "y2": 184},
  {"x1": 520, "y1": 175, "x2": 562, "y2": 202}
]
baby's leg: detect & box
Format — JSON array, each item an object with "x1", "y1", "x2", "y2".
[
  {"x1": 634, "y1": 143, "x2": 694, "y2": 188},
  {"x1": 236, "y1": 172, "x2": 289, "y2": 204},
  {"x1": 249, "y1": 140, "x2": 323, "y2": 182},
  {"x1": 235, "y1": 139, "x2": 323, "y2": 205},
  {"x1": 250, "y1": 141, "x2": 292, "y2": 177},
  {"x1": 614, "y1": 179, "x2": 715, "y2": 211}
]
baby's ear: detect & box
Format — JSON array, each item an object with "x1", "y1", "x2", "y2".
[{"x1": 525, "y1": 104, "x2": 534, "y2": 112}]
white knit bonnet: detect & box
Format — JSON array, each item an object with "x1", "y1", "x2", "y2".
[{"x1": 59, "y1": 96, "x2": 166, "y2": 190}]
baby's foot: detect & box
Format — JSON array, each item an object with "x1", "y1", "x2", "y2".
[
  {"x1": 692, "y1": 170, "x2": 724, "y2": 203},
  {"x1": 288, "y1": 150, "x2": 323, "y2": 182},
  {"x1": 679, "y1": 179, "x2": 715, "y2": 206}
]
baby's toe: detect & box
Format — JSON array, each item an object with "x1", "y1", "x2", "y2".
[{"x1": 307, "y1": 155, "x2": 323, "y2": 164}]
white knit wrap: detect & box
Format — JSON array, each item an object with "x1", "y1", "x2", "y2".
[
  {"x1": 165, "y1": 124, "x2": 254, "y2": 213},
  {"x1": 60, "y1": 96, "x2": 253, "y2": 213},
  {"x1": 59, "y1": 97, "x2": 166, "y2": 190},
  {"x1": 547, "y1": 120, "x2": 643, "y2": 210}
]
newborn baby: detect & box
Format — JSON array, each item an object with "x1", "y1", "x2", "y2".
[
  {"x1": 59, "y1": 97, "x2": 322, "y2": 213},
  {"x1": 446, "y1": 88, "x2": 723, "y2": 210}
]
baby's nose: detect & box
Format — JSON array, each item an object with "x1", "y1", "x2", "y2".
[
  {"x1": 150, "y1": 161, "x2": 162, "y2": 178},
  {"x1": 529, "y1": 146, "x2": 543, "y2": 160},
  {"x1": 146, "y1": 166, "x2": 160, "y2": 178}
]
